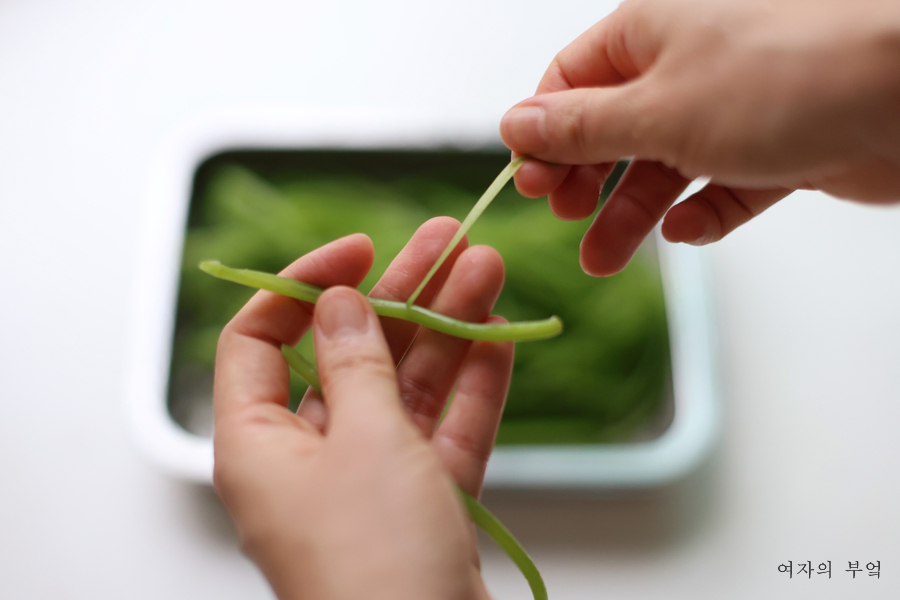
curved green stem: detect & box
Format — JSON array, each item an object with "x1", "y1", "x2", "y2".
[
  {"x1": 281, "y1": 344, "x2": 547, "y2": 600},
  {"x1": 405, "y1": 156, "x2": 528, "y2": 308},
  {"x1": 459, "y1": 489, "x2": 548, "y2": 600},
  {"x1": 201, "y1": 260, "x2": 562, "y2": 343},
  {"x1": 281, "y1": 344, "x2": 321, "y2": 394}
]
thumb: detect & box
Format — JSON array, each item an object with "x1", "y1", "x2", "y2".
[
  {"x1": 313, "y1": 286, "x2": 404, "y2": 430},
  {"x1": 500, "y1": 83, "x2": 668, "y2": 165}
]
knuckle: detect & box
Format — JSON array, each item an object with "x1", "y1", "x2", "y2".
[
  {"x1": 654, "y1": 161, "x2": 687, "y2": 187},
  {"x1": 632, "y1": 86, "x2": 681, "y2": 160},
  {"x1": 369, "y1": 277, "x2": 406, "y2": 302},
  {"x1": 689, "y1": 194, "x2": 726, "y2": 240},
  {"x1": 572, "y1": 110, "x2": 591, "y2": 159},
  {"x1": 720, "y1": 187, "x2": 756, "y2": 221},
  {"x1": 555, "y1": 105, "x2": 589, "y2": 158},
  {"x1": 398, "y1": 373, "x2": 444, "y2": 419},
  {"x1": 616, "y1": 189, "x2": 660, "y2": 232},
  {"x1": 549, "y1": 54, "x2": 575, "y2": 89},
  {"x1": 323, "y1": 347, "x2": 395, "y2": 381},
  {"x1": 616, "y1": 73, "x2": 697, "y2": 172},
  {"x1": 440, "y1": 429, "x2": 491, "y2": 469}
]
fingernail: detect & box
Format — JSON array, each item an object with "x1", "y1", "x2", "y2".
[
  {"x1": 501, "y1": 106, "x2": 547, "y2": 151},
  {"x1": 317, "y1": 289, "x2": 370, "y2": 338}
]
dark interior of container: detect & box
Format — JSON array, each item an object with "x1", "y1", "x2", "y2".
[{"x1": 167, "y1": 148, "x2": 674, "y2": 444}]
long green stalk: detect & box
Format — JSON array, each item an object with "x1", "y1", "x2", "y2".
[
  {"x1": 281, "y1": 343, "x2": 547, "y2": 600},
  {"x1": 280, "y1": 344, "x2": 321, "y2": 393},
  {"x1": 405, "y1": 156, "x2": 528, "y2": 308},
  {"x1": 200, "y1": 261, "x2": 562, "y2": 343},
  {"x1": 459, "y1": 489, "x2": 548, "y2": 600},
  {"x1": 206, "y1": 158, "x2": 550, "y2": 598}
]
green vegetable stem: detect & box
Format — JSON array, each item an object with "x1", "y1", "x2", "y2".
[
  {"x1": 199, "y1": 260, "x2": 563, "y2": 343},
  {"x1": 406, "y1": 155, "x2": 528, "y2": 307},
  {"x1": 280, "y1": 343, "x2": 548, "y2": 600},
  {"x1": 201, "y1": 158, "x2": 571, "y2": 600}
]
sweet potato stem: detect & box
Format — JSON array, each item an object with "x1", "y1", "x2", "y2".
[
  {"x1": 200, "y1": 261, "x2": 562, "y2": 343},
  {"x1": 405, "y1": 155, "x2": 528, "y2": 308},
  {"x1": 203, "y1": 157, "x2": 550, "y2": 599}
]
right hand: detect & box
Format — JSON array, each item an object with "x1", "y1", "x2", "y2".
[{"x1": 501, "y1": 0, "x2": 900, "y2": 276}]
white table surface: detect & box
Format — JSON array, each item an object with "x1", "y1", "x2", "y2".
[{"x1": 2, "y1": 1, "x2": 899, "y2": 598}]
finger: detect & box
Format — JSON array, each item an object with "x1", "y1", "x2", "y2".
[
  {"x1": 511, "y1": 154, "x2": 571, "y2": 199},
  {"x1": 662, "y1": 185, "x2": 790, "y2": 245},
  {"x1": 368, "y1": 216, "x2": 468, "y2": 364},
  {"x1": 534, "y1": 5, "x2": 647, "y2": 95},
  {"x1": 548, "y1": 162, "x2": 617, "y2": 220},
  {"x1": 313, "y1": 286, "x2": 405, "y2": 432},
  {"x1": 214, "y1": 234, "x2": 374, "y2": 422},
  {"x1": 295, "y1": 218, "x2": 467, "y2": 433},
  {"x1": 500, "y1": 84, "x2": 665, "y2": 166},
  {"x1": 508, "y1": 4, "x2": 662, "y2": 200},
  {"x1": 580, "y1": 160, "x2": 689, "y2": 276},
  {"x1": 395, "y1": 245, "x2": 505, "y2": 437},
  {"x1": 432, "y1": 316, "x2": 514, "y2": 497}
]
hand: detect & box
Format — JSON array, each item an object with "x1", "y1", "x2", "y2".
[
  {"x1": 212, "y1": 218, "x2": 513, "y2": 600},
  {"x1": 500, "y1": 0, "x2": 900, "y2": 275}
]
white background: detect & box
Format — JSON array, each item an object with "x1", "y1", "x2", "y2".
[{"x1": 1, "y1": 1, "x2": 899, "y2": 598}]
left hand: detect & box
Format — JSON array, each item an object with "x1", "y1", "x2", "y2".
[{"x1": 212, "y1": 217, "x2": 513, "y2": 600}]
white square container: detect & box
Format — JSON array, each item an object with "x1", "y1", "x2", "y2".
[{"x1": 127, "y1": 107, "x2": 719, "y2": 489}]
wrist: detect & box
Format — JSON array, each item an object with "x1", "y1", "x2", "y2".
[
  {"x1": 247, "y1": 532, "x2": 484, "y2": 600},
  {"x1": 241, "y1": 532, "x2": 324, "y2": 600}
]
